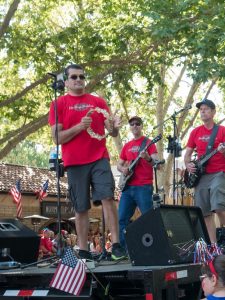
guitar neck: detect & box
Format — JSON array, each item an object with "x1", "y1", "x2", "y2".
[{"x1": 200, "y1": 147, "x2": 220, "y2": 166}]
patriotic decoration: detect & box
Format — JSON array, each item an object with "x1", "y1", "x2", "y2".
[
  {"x1": 35, "y1": 180, "x2": 49, "y2": 202},
  {"x1": 194, "y1": 238, "x2": 222, "y2": 263},
  {"x1": 50, "y1": 247, "x2": 86, "y2": 296},
  {"x1": 4, "y1": 290, "x2": 49, "y2": 297},
  {"x1": 10, "y1": 179, "x2": 22, "y2": 218}
]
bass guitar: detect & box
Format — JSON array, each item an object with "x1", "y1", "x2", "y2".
[
  {"x1": 184, "y1": 143, "x2": 225, "y2": 188},
  {"x1": 118, "y1": 134, "x2": 162, "y2": 192}
]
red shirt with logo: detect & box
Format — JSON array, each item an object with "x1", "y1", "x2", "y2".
[
  {"x1": 187, "y1": 125, "x2": 225, "y2": 173},
  {"x1": 48, "y1": 93, "x2": 110, "y2": 166},
  {"x1": 120, "y1": 136, "x2": 157, "y2": 185}
]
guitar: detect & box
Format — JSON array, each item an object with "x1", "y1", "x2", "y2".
[
  {"x1": 118, "y1": 134, "x2": 162, "y2": 192},
  {"x1": 184, "y1": 143, "x2": 225, "y2": 188}
]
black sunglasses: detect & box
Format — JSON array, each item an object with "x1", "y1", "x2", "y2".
[
  {"x1": 130, "y1": 122, "x2": 141, "y2": 126},
  {"x1": 69, "y1": 74, "x2": 86, "y2": 80}
]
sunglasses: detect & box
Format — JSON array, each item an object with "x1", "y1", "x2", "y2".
[
  {"x1": 199, "y1": 274, "x2": 208, "y2": 281},
  {"x1": 130, "y1": 122, "x2": 141, "y2": 126},
  {"x1": 69, "y1": 74, "x2": 86, "y2": 80}
]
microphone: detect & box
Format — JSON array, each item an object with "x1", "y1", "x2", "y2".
[
  {"x1": 174, "y1": 104, "x2": 192, "y2": 116},
  {"x1": 153, "y1": 159, "x2": 165, "y2": 166},
  {"x1": 48, "y1": 72, "x2": 65, "y2": 91},
  {"x1": 47, "y1": 72, "x2": 57, "y2": 77}
]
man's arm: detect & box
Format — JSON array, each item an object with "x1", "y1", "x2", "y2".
[
  {"x1": 184, "y1": 147, "x2": 196, "y2": 174},
  {"x1": 117, "y1": 158, "x2": 130, "y2": 175},
  {"x1": 51, "y1": 115, "x2": 92, "y2": 144}
]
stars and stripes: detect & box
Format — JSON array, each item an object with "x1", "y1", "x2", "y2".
[
  {"x1": 10, "y1": 179, "x2": 22, "y2": 218},
  {"x1": 35, "y1": 180, "x2": 49, "y2": 202},
  {"x1": 50, "y1": 247, "x2": 86, "y2": 296}
]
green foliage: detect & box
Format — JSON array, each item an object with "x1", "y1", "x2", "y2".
[
  {"x1": 3, "y1": 140, "x2": 50, "y2": 168},
  {"x1": 0, "y1": 0, "x2": 225, "y2": 165}
]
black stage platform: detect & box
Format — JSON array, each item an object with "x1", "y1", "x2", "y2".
[{"x1": 0, "y1": 260, "x2": 203, "y2": 300}]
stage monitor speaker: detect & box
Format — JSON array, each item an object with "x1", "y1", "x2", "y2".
[
  {"x1": 0, "y1": 219, "x2": 40, "y2": 264},
  {"x1": 125, "y1": 205, "x2": 210, "y2": 266}
]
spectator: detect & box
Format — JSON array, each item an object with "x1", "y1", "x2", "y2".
[{"x1": 201, "y1": 255, "x2": 225, "y2": 299}]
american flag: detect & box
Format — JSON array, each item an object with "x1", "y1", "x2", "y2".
[
  {"x1": 35, "y1": 180, "x2": 49, "y2": 202},
  {"x1": 50, "y1": 247, "x2": 86, "y2": 296},
  {"x1": 10, "y1": 179, "x2": 22, "y2": 218}
]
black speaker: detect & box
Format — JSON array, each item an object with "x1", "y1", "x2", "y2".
[
  {"x1": 0, "y1": 219, "x2": 40, "y2": 263},
  {"x1": 125, "y1": 205, "x2": 210, "y2": 266}
]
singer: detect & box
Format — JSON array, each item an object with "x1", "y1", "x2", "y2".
[
  {"x1": 48, "y1": 64, "x2": 126, "y2": 261},
  {"x1": 117, "y1": 116, "x2": 160, "y2": 249}
]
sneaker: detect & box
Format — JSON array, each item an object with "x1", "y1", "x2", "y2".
[
  {"x1": 78, "y1": 249, "x2": 93, "y2": 261},
  {"x1": 111, "y1": 243, "x2": 127, "y2": 261}
]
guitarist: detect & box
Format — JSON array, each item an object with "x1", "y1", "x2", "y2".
[
  {"x1": 184, "y1": 99, "x2": 225, "y2": 243},
  {"x1": 117, "y1": 116, "x2": 159, "y2": 249}
]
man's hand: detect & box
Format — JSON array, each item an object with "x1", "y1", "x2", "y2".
[
  {"x1": 121, "y1": 166, "x2": 130, "y2": 176},
  {"x1": 186, "y1": 162, "x2": 196, "y2": 174},
  {"x1": 112, "y1": 113, "x2": 122, "y2": 129},
  {"x1": 218, "y1": 143, "x2": 225, "y2": 154},
  {"x1": 80, "y1": 110, "x2": 93, "y2": 130},
  {"x1": 105, "y1": 110, "x2": 121, "y2": 136},
  {"x1": 140, "y1": 150, "x2": 151, "y2": 162}
]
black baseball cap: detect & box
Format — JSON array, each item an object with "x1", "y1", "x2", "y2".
[
  {"x1": 196, "y1": 99, "x2": 216, "y2": 109},
  {"x1": 128, "y1": 116, "x2": 143, "y2": 124}
]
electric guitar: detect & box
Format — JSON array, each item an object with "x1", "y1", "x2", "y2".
[
  {"x1": 118, "y1": 134, "x2": 162, "y2": 192},
  {"x1": 184, "y1": 143, "x2": 225, "y2": 188}
]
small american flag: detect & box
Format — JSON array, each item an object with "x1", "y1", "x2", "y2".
[
  {"x1": 35, "y1": 180, "x2": 49, "y2": 202},
  {"x1": 10, "y1": 179, "x2": 22, "y2": 218},
  {"x1": 50, "y1": 247, "x2": 86, "y2": 296}
]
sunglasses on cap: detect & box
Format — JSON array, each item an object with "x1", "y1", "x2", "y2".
[
  {"x1": 199, "y1": 274, "x2": 208, "y2": 281},
  {"x1": 69, "y1": 74, "x2": 86, "y2": 80},
  {"x1": 130, "y1": 122, "x2": 141, "y2": 126}
]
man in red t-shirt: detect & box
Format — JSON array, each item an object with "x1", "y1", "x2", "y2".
[
  {"x1": 184, "y1": 99, "x2": 225, "y2": 243},
  {"x1": 117, "y1": 116, "x2": 159, "y2": 248},
  {"x1": 48, "y1": 64, "x2": 126, "y2": 261}
]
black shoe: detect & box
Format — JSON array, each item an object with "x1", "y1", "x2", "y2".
[
  {"x1": 78, "y1": 250, "x2": 93, "y2": 260},
  {"x1": 111, "y1": 243, "x2": 127, "y2": 261}
]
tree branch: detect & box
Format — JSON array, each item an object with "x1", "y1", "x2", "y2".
[
  {"x1": 0, "y1": 0, "x2": 21, "y2": 39},
  {"x1": 0, "y1": 113, "x2": 48, "y2": 159}
]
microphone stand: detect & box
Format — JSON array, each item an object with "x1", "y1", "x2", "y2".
[
  {"x1": 172, "y1": 114, "x2": 179, "y2": 206},
  {"x1": 152, "y1": 163, "x2": 163, "y2": 209},
  {"x1": 153, "y1": 105, "x2": 191, "y2": 206},
  {"x1": 49, "y1": 74, "x2": 65, "y2": 257}
]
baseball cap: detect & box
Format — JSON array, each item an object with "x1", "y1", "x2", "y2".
[
  {"x1": 196, "y1": 99, "x2": 216, "y2": 109},
  {"x1": 128, "y1": 116, "x2": 143, "y2": 124}
]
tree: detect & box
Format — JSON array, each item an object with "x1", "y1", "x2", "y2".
[{"x1": 0, "y1": 0, "x2": 225, "y2": 194}]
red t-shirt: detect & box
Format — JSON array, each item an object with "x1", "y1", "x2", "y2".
[
  {"x1": 48, "y1": 93, "x2": 110, "y2": 166},
  {"x1": 40, "y1": 237, "x2": 53, "y2": 252},
  {"x1": 187, "y1": 124, "x2": 225, "y2": 173},
  {"x1": 120, "y1": 136, "x2": 157, "y2": 185}
]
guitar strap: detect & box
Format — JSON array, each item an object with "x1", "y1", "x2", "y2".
[
  {"x1": 204, "y1": 124, "x2": 219, "y2": 165},
  {"x1": 133, "y1": 136, "x2": 148, "y2": 169},
  {"x1": 139, "y1": 136, "x2": 148, "y2": 154}
]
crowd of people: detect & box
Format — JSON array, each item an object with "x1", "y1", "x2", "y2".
[{"x1": 38, "y1": 228, "x2": 112, "y2": 260}]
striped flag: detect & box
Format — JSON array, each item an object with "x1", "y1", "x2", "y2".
[
  {"x1": 35, "y1": 180, "x2": 49, "y2": 202},
  {"x1": 50, "y1": 247, "x2": 86, "y2": 296},
  {"x1": 10, "y1": 179, "x2": 22, "y2": 218}
]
